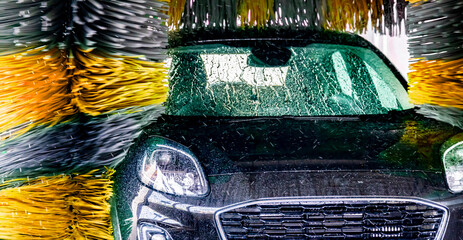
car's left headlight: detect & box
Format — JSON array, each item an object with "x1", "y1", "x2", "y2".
[
  {"x1": 442, "y1": 134, "x2": 463, "y2": 193},
  {"x1": 137, "y1": 136, "x2": 209, "y2": 197}
]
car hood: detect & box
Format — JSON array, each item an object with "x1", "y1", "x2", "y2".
[{"x1": 140, "y1": 110, "x2": 460, "y2": 175}]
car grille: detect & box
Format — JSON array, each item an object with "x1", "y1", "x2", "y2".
[{"x1": 215, "y1": 198, "x2": 447, "y2": 240}]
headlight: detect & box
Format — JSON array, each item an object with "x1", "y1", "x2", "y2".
[
  {"x1": 138, "y1": 136, "x2": 209, "y2": 197},
  {"x1": 138, "y1": 222, "x2": 173, "y2": 240},
  {"x1": 442, "y1": 134, "x2": 463, "y2": 193}
]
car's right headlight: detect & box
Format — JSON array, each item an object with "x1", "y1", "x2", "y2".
[
  {"x1": 137, "y1": 136, "x2": 209, "y2": 197},
  {"x1": 442, "y1": 134, "x2": 463, "y2": 193}
]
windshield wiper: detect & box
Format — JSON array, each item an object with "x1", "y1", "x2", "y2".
[{"x1": 228, "y1": 115, "x2": 361, "y2": 123}]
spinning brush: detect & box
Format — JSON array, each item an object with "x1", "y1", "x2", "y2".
[
  {"x1": 0, "y1": 169, "x2": 114, "y2": 240},
  {"x1": 71, "y1": 49, "x2": 167, "y2": 116},
  {"x1": 72, "y1": 0, "x2": 169, "y2": 60},
  {"x1": 0, "y1": 0, "x2": 169, "y2": 138},
  {"x1": 0, "y1": 0, "x2": 68, "y2": 54},
  {"x1": 0, "y1": 85, "x2": 166, "y2": 175},
  {"x1": 169, "y1": 0, "x2": 408, "y2": 35},
  {"x1": 68, "y1": 0, "x2": 171, "y2": 117},
  {"x1": 0, "y1": 46, "x2": 76, "y2": 139},
  {"x1": 416, "y1": 105, "x2": 463, "y2": 130},
  {"x1": 0, "y1": 1, "x2": 169, "y2": 238},
  {"x1": 0, "y1": 105, "x2": 163, "y2": 178},
  {"x1": 407, "y1": 0, "x2": 463, "y2": 129}
]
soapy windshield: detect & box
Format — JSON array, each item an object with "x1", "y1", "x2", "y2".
[{"x1": 166, "y1": 43, "x2": 412, "y2": 117}]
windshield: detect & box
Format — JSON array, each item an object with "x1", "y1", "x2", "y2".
[{"x1": 166, "y1": 43, "x2": 413, "y2": 117}]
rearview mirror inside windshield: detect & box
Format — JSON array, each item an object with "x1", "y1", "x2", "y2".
[{"x1": 248, "y1": 45, "x2": 292, "y2": 67}]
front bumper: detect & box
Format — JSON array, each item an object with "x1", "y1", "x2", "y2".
[{"x1": 113, "y1": 170, "x2": 463, "y2": 240}]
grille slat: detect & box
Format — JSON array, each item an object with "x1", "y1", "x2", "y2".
[{"x1": 216, "y1": 199, "x2": 446, "y2": 240}]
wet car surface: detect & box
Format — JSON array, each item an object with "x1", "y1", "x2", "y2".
[{"x1": 112, "y1": 30, "x2": 463, "y2": 240}]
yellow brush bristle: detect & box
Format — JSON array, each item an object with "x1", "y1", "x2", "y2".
[
  {"x1": 71, "y1": 49, "x2": 168, "y2": 116},
  {"x1": 168, "y1": 0, "x2": 186, "y2": 30},
  {"x1": 0, "y1": 169, "x2": 114, "y2": 240},
  {"x1": 400, "y1": 120, "x2": 458, "y2": 162},
  {"x1": 369, "y1": 0, "x2": 384, "y2": 31},
  {"x1": 324, "y1": 0, "x2": 372, "y2": 33},
  {"x1": 408, "y1": 59, "x2": 463, "y2": 109},
  {"x1": 168, "y1": 0, "x2": 399, "y2": 33},
  {"x1": 407, "y1": 0, "x2": 424, "y2": 4},
  {"x1": 401, "y1": 120, "x2": 456, "y2": 146},
  {"x1": 238, "y1": 0, "x2": 275, "y2": 28},
  {"x1": 0, "y1": 47, "x2": 76, "y2": 139},
  {"x1": 0, "y1": 47, "x2": 168, "y2": 137}
]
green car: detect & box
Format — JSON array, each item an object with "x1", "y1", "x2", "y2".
[{"x1": 112, "y1": 29, "x2": 463, "y2": 240}]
